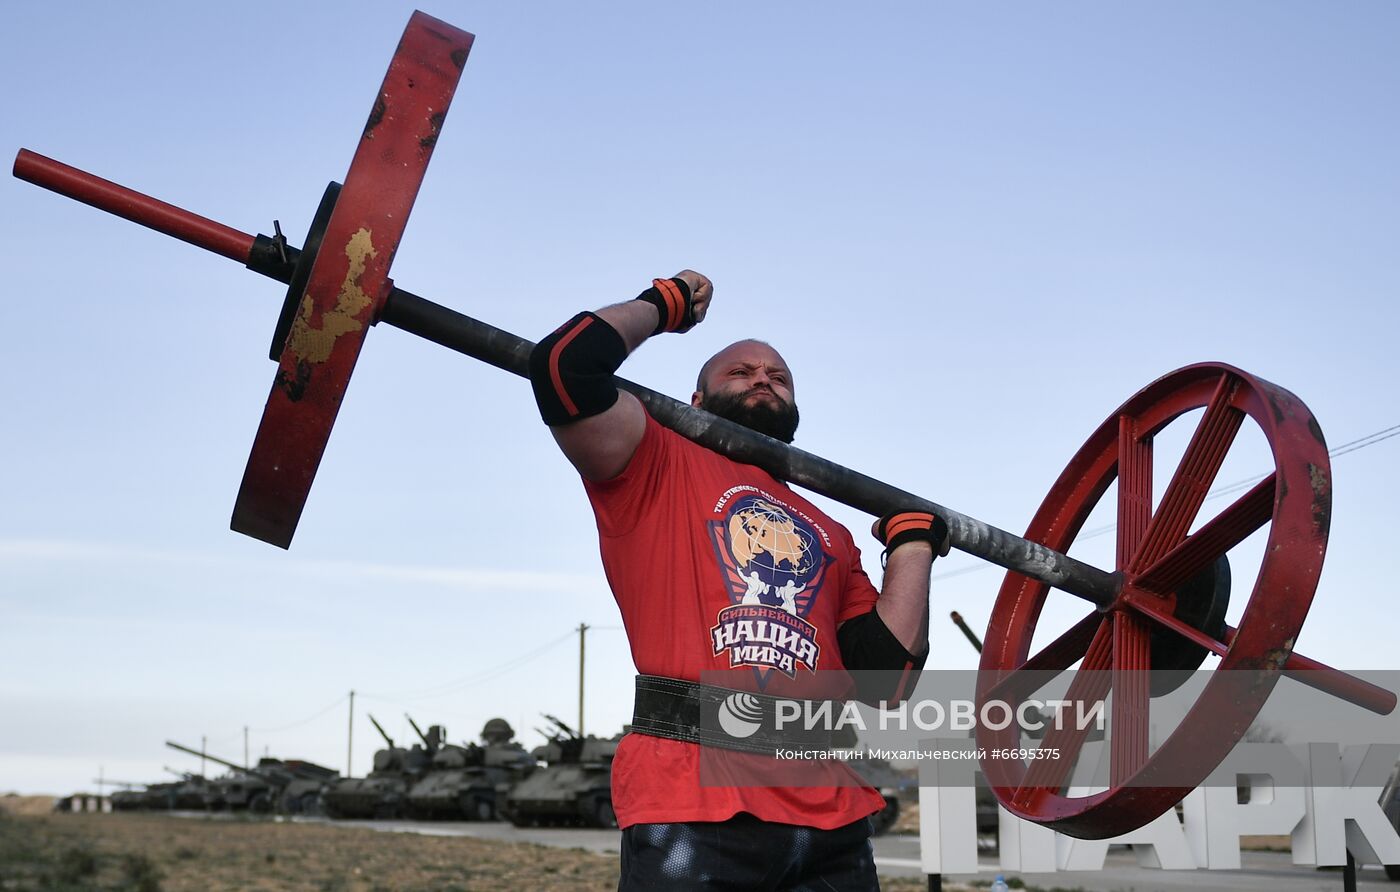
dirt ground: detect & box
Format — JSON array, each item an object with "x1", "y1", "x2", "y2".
[
  {"x1": 0, "y1": 796, "x2": 57, "y2": 818},
  {"x1": 0, "y1": 810, "x2": 961, "y2": 892},
  {"x1": 0, "y1": 811, "x2": 620, "y2": 892}
]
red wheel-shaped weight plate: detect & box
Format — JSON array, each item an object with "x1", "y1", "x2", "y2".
[
  {"x1": 231, "y1": 12, "x2": 474, "y2": 547},
  {"x1": 975, "y1": 363, "x2": 1331, "y2": 839}
]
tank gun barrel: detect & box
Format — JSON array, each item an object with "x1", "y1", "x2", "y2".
[
  {"x1": 166, "y1": 740, "x2": 276, "y2": 781},
  {"x1": 367, "y1": 714, "x2": 395, "y2": 748},
  {"x1": 542, "y1": 713, "x2": 579, "y2": 739},
  {"x1": 405, "y1": 714, "x2": 429, "y2": 746},
  {"x1": 949, "y1": 610, "x2": 983, "y2": 653}
]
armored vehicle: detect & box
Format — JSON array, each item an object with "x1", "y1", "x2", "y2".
[
  {"x1": 850, "y1": 753, "x2": 917, "y2": 835},
  {"x1": 407, "y1": 717, "x2": 536, "y2": 820},
  {"x1": 504, "y1": 715, "x2": 619, "y2": 828},
  {"x1": 167, "y1": 741, "x2": 271, "y2": 810},
  {"x1": 162, "y1": 769, "x2": 213, "y2": 810},
  {"x1": 273, "y1": 760, "x2": 341, "y2": 814},
  {"x1": 101, "y1": 771, "x2": 207, "y2": 812},
  {"x1": 108, "y1": 784, "x2": 147, "y2": 811},
  {"x1": 321, "y1": 714, "x2": 435, "y2": 819},
  {"x1": 209, "y1": 772, "x2": 267, "y2": 811},
  {"x1": 167, "y1": 741, "x2": 338, "y2": 813},
  {"x1": 826, "y1": 724, "x2": 918, "y2": 835}
]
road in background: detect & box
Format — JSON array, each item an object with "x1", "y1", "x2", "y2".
[{"x1": 303, "y1": 817, "x2": 1396, "y2": 889}]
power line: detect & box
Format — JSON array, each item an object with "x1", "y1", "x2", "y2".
[
  {"x1": 1187, "y1": 425, "x2": 1400, "y2": 510},
  {"x1": 250, "y1": 694, "x2": 350, "y2": 734},
  {"x1": 204, "y1": 729, "x2": 244, "y2": 748},
  {"x1": 1329, "y1": 425, "x2": 1400, "y2": 458},
  {"x1": 361, "y1": 627, "x2": 580, "y2": 702},
  {"x1": 196, "y1": 693, "x2": 350, "y2": 754},
  {"x1": 201, "y1": 625, "x2": 625, "y2": 746},
  {"x1": 930, "y1": 421, "x2": 1399, "y2": 581}
]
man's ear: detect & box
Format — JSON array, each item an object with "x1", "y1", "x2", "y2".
[{"x1": 690, "y1": 390, "x2": 704, "y2": 408}]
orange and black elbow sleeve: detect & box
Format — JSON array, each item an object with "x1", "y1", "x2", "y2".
[{"x1": 529, "y1": 312, "x2": 628, "y2": 425}]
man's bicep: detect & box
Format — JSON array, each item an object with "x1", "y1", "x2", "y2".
[
  {"x1": 527, "y1": 310, "x2": 642, "y2": 480},
  {"x1": 550, "y1": 391, "x2": 647, "y2": 481},
  {"x1": 836, "y1": 549, "x2": 882, "y2": 623}
]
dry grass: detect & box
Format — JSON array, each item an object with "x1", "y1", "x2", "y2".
[
  {"x1": 0, "y1": 795, "x2": 59, "y2": 817},
  {"x1": 0, "y1": 811, "x2": 968, "y2": 891},
  {"x1": 0, "y1": 812, "x2": 619, "y2": 891}
]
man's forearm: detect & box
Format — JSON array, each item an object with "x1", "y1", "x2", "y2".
[
  {"x1": 875, "y1": 542, "x2": 934, "y2": 655},
  {"x1": 595, "y1": 300, "x2": 661, "y2": 355},
  {"x1": 528, "y1": 271, "x2": 712, "y2": 482}
]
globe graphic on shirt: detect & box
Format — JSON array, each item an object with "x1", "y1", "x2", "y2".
[{"x1": 726, "y1": 498, "x2": 818, "y2": 593}]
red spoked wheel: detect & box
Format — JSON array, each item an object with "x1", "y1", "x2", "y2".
[{"x1": 975, "y1": 363, "x2": 1333, "y2": 839}]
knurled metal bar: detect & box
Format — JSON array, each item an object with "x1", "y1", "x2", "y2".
[
  {"x1": 383, "y1": 289, "x2": 1121, "y2": 605},
  {"x1": 14, "y1": 148, "x2": 1121, "y2": 605}
]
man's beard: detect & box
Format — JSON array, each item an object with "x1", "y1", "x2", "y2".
[{"x1": 700, "y1": 388, "x2": 800, "y2": 444}]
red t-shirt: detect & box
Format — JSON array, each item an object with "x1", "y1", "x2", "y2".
[{"x1": 584, "y1": 410, "x2": 887, "y2": 828}]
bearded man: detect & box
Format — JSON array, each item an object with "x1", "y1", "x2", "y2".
[{"x1": 528, "y1": 270, "x2": 948, "y2": 891}]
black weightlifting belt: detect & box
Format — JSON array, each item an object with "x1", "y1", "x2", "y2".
[{"x1": 630, "y1": 674, "x2": 836, "y2": 756}]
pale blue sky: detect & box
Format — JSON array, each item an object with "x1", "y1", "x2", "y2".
[{"x1": 3, "y1": 1, "x2": 1397, "y2": 794}]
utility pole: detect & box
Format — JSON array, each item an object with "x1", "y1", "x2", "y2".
[
  {"x1": 200, "y1": 735, "x2": 207, "y2": 778},
  {"x1": 243, "y1": 726, "x2": 249, "y2": 770},
  {"x1": 347, "y1": 689, "x2": 355, "y2": 776},
  {"x1": 578, "y1": 623, "x2": 589, "y2": 737}
]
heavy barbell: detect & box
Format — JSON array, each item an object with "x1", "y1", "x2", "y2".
[{"x1": 13, "y1": 10, "x2": 1393, "y2": 840}]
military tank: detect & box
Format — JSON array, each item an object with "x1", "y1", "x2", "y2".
[
  {"x1": 504, "y1": 715, "x2": 619, "y2": 828},
  {"x1": 162, "y1": 768, "x2": 213, "y2": 810},
  {"x1": 167, "y1": 741, "x2": 273, "y2": 810},
  {"x1": 321, "y1": 714, "x2": 434, "y2": 819},
  {"x1": 102, "y1": 769, "x2": 211, "y2": 811},
  {"x1": 407, "y1": 717, "x2": 536, "y2": 820},
  {"x1": 824, "y1": 724, "x2": 917, "y2": 835},
  {"x1": 107, "y1": 782, "x2": 148, "y2": 812},
  {"x1": 167, "y1": 741, "x2": 338, "y2": 813},
  {"x1": 851, "y1": 754, "x2": 917, "y2": 835}
]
